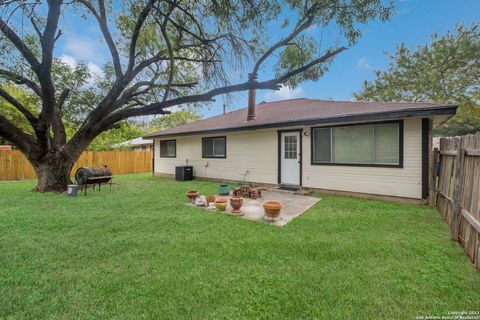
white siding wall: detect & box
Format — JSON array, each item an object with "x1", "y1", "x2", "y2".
[
  {"x1": 154, "y1": 129, "x2": 279, "y2": 184},
  {"x1": 302, "y1": 118, "x2": 422, "y2": 198},
  {"x1": 154, "y1": 118, "x2": 423, "y2": 199}
]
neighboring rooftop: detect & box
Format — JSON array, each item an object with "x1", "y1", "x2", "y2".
[
  {"x1": 144, "y1": 98, "x2": 457, "y2": 138},
  {"x1": 115, "y1": 137, "x2": 153, "y2": 147}
]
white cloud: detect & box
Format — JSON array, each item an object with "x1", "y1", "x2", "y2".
[
  {"x1": 264, "y1": 85, "x2": 305, "y2": 102},
  {"x1": 62, "y1": 34, "x2": 107, "y2": 65},
  {"x1": 357, "y1": 57, "x2": 372, "y2": 70},
  {"x1": 86, "y1": 62, "x2": 103, "y2": 78},
  {"x1": 59, "y1": 54, "x2": 77, "y2": 68}
]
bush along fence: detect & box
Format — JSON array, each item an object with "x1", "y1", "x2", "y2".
[
  {"x1": 0, "y1": 150, "x2": 152, "y2": 181},
  {"x1": 432, "y1": 132, "x2": 480, "y2": 270}
]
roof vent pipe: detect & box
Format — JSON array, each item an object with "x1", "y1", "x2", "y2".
[{"x1": 247, "y1": 73, "x2": 257, "y2": 121}]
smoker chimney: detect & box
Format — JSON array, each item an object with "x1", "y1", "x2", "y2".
[
  {"x1": 247, "y1": 73, "x2": 257, "y2": 121},
  {"x1": 223, "y1": 104, "x2": 226, "y2": 115}
]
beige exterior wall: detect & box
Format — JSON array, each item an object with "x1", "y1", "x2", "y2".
[
  {"x1": 302, "y1": 118, "x2": 422, "y2": 198},
  {"x1": 154, "y1": 128, "x2": 279, "y2": 184},
  {"x1": 154, "y1": 118, "x2": 424, "y2": 199}
]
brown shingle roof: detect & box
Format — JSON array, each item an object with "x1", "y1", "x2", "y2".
[{"x1": 144, "y1": 98, "x2": 457, "y2": 138}]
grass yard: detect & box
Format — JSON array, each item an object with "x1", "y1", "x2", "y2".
[{"x1": 1, "y1": 173, "x2": 479, "y2": 319}]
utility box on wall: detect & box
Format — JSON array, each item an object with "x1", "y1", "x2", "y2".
[{"x1": 175, "y1": 166, "x2": 193, "y2": 181}]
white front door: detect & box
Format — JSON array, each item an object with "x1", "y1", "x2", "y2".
[{"x1": 280, "y1": 131, "x2": 301, "y2": 186}]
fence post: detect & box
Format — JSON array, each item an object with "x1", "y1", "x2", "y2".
[
  {"x1": 429, "y1": 147, "x2": 439, "y2": 206},
  {"x1": 451, "y1": 148, "x2": 466, "y2": 241}
]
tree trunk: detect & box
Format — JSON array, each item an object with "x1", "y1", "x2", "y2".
[{"x1": 31, "y1": 151, "x2": 76, "y2": 193}]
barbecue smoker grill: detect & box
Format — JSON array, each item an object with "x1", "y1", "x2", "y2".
[{"x1": 75, "y1": 166, "x2": 113, "y2": 196}]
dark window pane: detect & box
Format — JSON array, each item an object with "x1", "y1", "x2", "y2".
[
  {"x1": 167, "y1": 141, "x2": 176, "y2": 156},
  {"x1": 160, "y1": 141, "x2": 167, "y2": 156},
  {"x1": 203, "y1": 137, "x2": 226, "y2": 157},
  {"x1": 213, "y1": 138, "x2": 225, "y2": 157},
  {"x1": 313, "y1": 128, "x2": 331, "y2": 163},
  {"x1": 160, "y1": 140, "x2": 175, "y2": 157},
  {"x1": 203, "y1": 139, "x2": 214, "y2": 157}
]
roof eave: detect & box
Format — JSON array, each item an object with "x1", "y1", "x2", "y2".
[{"x1": 144, "y1": 105, "x2": 457, "y2": 139}]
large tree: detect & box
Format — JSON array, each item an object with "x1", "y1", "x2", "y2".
[
  {"x1": 0, "y1": 0, "x2": 393, "y2": 192},
  {"x1": 354, "y1": 24, "x2": 480, "y2": 136}
]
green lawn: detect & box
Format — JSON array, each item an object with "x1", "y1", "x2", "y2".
[{"x1": 0, "y1": 174, "x2": 479, "y2": 319}]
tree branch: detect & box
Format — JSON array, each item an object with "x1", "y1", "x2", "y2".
[
  {"x1": 274, "y1": 47, "x2": 347, "y2": 83},
  {"x1": 76, "y1": 0, "x2": 123, "y2": 79},
  {"x1": 0, "y1": 86, "x2": 38, "y2": 127},
  {"x1": 0, "y1": 113, "x2": 37, "y2": 154},
  {"x1": 51, "y1": 89, "x2": 69, "y2": 146},
  {"x1": 0, "y1": 18, "x2": 41, "y2": 73},
  {"x1": 126, "y1": 0, "x2": 156, "y2": 76},
  {"x1": 250, "y1": 15, "x2": 315, "y2": 79},
  {"x1": 105, "y1": 47, "x2": 347, "y2": 123},
  {"x1": 0, "y1": 69, "x2": 42, "y2": 97}
]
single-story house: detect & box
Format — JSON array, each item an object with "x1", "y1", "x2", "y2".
[
  {"x1": 115, "y1": 137, "x2": 153, "y2": 151},
  {"x1": 144, "y1": 90, "x2": 457, "y2": 201}
]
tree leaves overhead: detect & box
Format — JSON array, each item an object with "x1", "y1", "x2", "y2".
[{"x1": 354, "y1": 24, "x2": 480, "y2": 136}]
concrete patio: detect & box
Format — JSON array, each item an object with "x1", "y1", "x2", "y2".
[{"x1": 187, "y1": 189, "x2": 321, "y2": 226}]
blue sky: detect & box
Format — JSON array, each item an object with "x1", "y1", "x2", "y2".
[{"x1": 52, "y1": 0, "x2": 480, "y2": 119}]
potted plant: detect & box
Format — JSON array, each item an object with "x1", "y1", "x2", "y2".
[
  {"x1": 263, "y1": 201, "x2": 282, "y2": 219},
  {"x1": 215, "y1": 198, "x2": 227, "y2": 211},
  {"x1": 186, "y1": 191, "x2": 199, "y2": 203},
  {"x1": 206, "y1": 195, "x2": 216, "y2": 206},
  {"x1": 230, "y1": 196, "x2": 244, "y2": 215}
]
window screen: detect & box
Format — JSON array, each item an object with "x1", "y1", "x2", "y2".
[
  {"x1": 332, "y1": 125, "x2": 374, "y2": 164},
  {"x1": 374, "y1": 124, "x2": 399, "y2": 164},
  {"x1": 312, "y1": 122, "x2": 401, "y2": 166}
]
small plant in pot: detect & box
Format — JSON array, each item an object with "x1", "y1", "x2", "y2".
[
  {"x1": 215, "y1": 198, "x2": 227, "y2": 211},
  {"x1": 263, "y1": 201, "x2": 282, "y2": 219},
  {"x1": 186, "y1": 191, "x2": 199, "y2": 203},
  {"x1": 206, "y1": 195, "x2": 216, "y2": 206}
]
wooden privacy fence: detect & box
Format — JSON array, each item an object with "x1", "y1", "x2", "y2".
[
  {"x1": 433, "y1": 132, "x2": 480, "y2": 270},
  {"x1": 0, "y1": 150, "x2": 152, "y2": 181}
]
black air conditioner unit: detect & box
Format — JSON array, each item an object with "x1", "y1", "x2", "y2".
[{"x1": 175, "y1": 166, "x2": 193, "y2": 181}]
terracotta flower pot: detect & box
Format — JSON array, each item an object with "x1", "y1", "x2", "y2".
[
  {"x1": 215, "y1": 198, "x2": 227, "y2": 211},
  {"x1": 263, "y1": 200, "x2": 282, "y2": 218},
  {"x1": 186, "y1": 191, "x2": 199, "y2": 203},
  {"x1": 206, "y1": 195, "x2": 216, "y2": 205},
  {"x1": 230, "y1": 196, "x2": 244, "y2": 215}
]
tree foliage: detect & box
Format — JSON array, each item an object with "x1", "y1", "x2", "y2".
[
  {"x1": 354, "y1": 24, "x2": 480, "y2": 136},
  {"x1": 150, "y1": 109, "x2": 201, "y2": 130}
]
